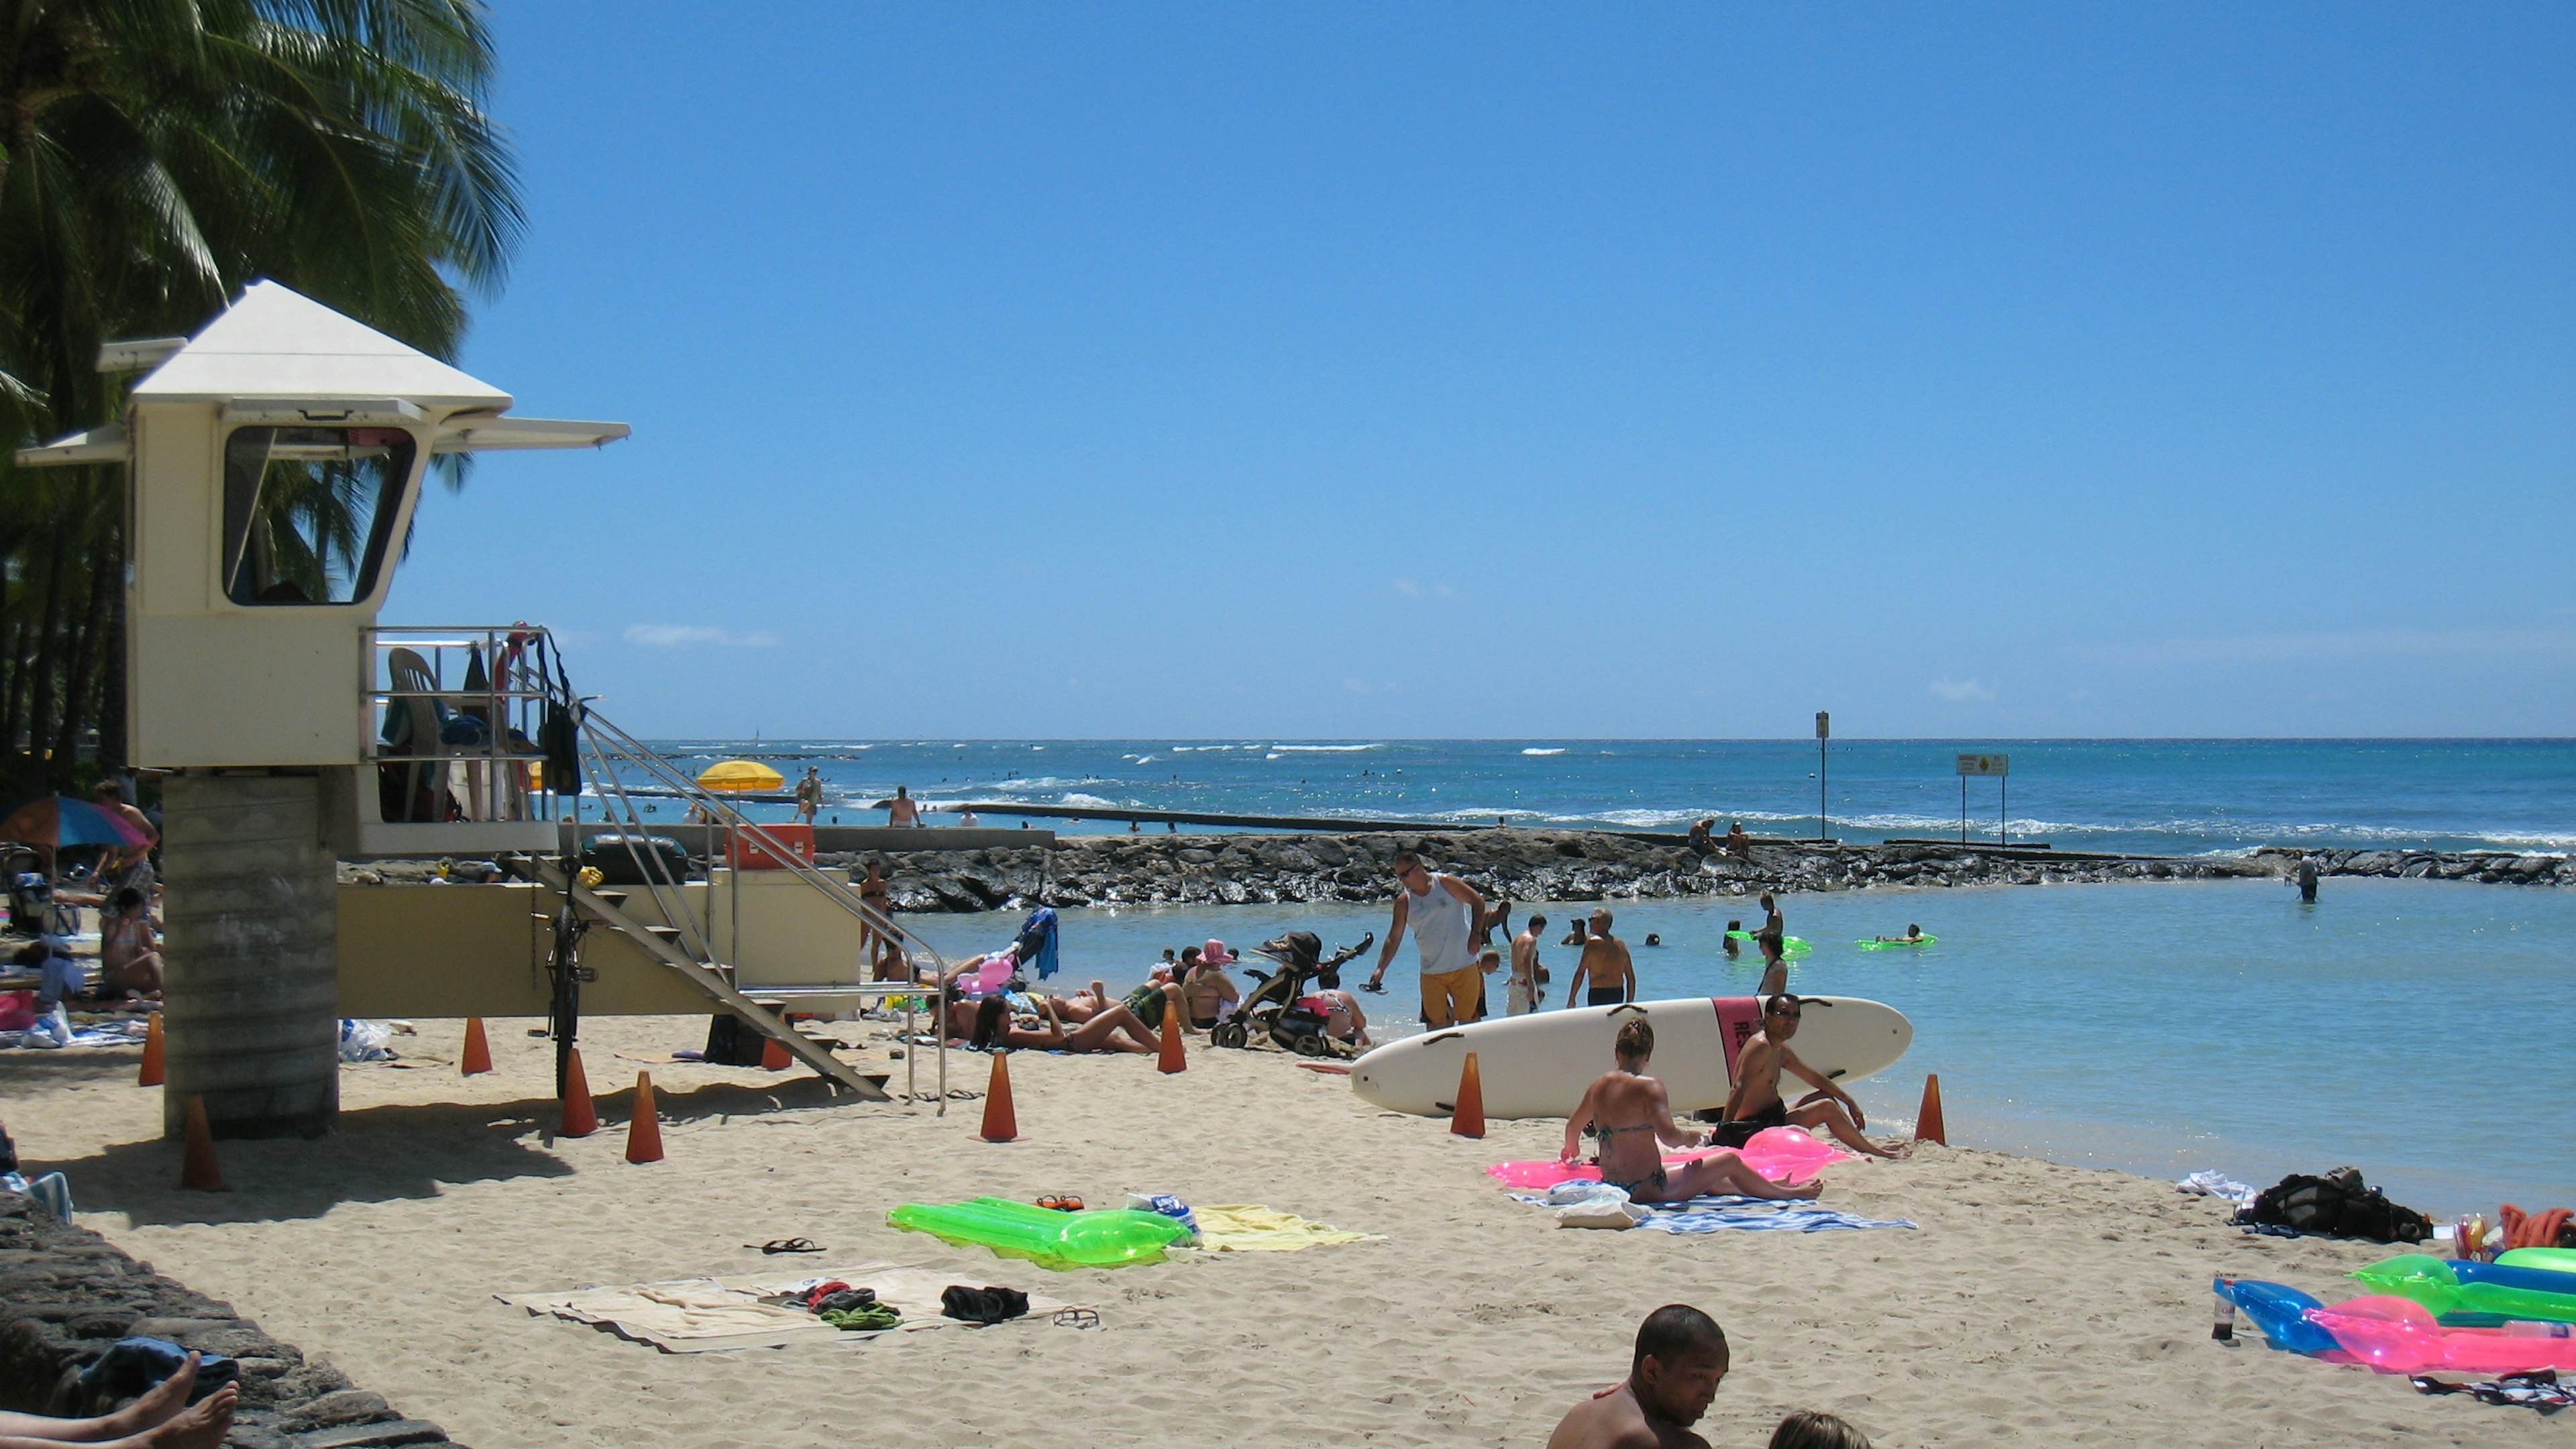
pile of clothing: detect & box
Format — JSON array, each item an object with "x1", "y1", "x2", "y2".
[
  {"x1": 2233, "y1": 1167, "x2": 2432, "y2": 1244},
  {"x1": 791, "y1": 1279, "x2": 1030, "y2": 1332}
]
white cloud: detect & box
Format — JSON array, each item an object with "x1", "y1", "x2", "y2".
[
  {"x1": 1391, "y1": 577, "x2": 1469, "y2": 600},
  {"x1": 623, "y1": 624, "x2": 782, "y2": 649},
  {"x1": 1391, "y1": 578, "x2": 1422, "y2": 597},
  {"x1": 1928, "y1": 678, "x2": 1995, "y2": 703}
]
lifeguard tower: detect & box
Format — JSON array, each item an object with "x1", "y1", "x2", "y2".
[{"x1": 15, "y1": 283, "x2": 941, "y2": 1139}]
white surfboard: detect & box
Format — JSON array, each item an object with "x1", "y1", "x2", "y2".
[{"x1": 1348, "y1": 996, "x2": 1913, "y2": 1120}]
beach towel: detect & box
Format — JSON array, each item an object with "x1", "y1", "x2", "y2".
[
  {"x1": 1509, "y1": 1190, "x2": 1915, "y2": 1234},
  {"x1": 500, "y1": 1263, "x2": 1081, "y2": 1352},
  {"x1": 1189, "y1": 1205, "x2": 1383, "y2": 1252},
  {"x1": 1486, "y1": 1126, "x2": 1854, "y2": 1191}
]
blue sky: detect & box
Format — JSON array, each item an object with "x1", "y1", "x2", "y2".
[{"x1": 386, "y1": 3, "x2": 2575, "y2": 739}]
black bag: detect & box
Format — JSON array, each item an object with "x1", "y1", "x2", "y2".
[
  {"x1": 941, "y1": 1285, "x2": 1030, "y2": 1324},
  {"x1": 2240, "y1": 1167, "x2": 2432, "y2": 1244},
  {"x1": 582, "y1": 833, "x2": 690, "y2": 886},
  {"x1": 702, "y1": 1012, "x2": 771, "y2": 1067}
]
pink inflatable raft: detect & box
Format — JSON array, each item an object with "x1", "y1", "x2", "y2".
[{"x1": 1487, "y1": 1126, "x2": 1854, "y2": 1191}]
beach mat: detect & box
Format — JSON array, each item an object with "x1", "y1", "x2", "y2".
[{"x1": 498, "y1": 1262, "x2": 1082, "y2": 1352}]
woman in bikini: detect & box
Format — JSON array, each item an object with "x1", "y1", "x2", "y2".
[
  {"x1": 1560, "y1": 1018, "x2": 1821, "y2": 1204},
  {"x1": 957, "y1": 995, "x2": 1163, "y2": 1055},
  {"x1": 99, "y1": 887, "x2": 163, "y2": 998}
]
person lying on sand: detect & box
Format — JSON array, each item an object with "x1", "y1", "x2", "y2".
[
  {"x1": 1561, "y1": 1019, "x2": 1821, "y2": 1203},
  {"x1": 1044, "y1": 979, "x2": 1116, "y2": 1023},
  {"x1": 1545, "y1": 1303, "x2": 1730, "y2": 1449},
  {"x1": 0, "y1": 1349, "x2": 237, "y2": 1449},
  {"x1": 956, "y1": 996, "x2": 1162, "y2": 1055},
  {"x1": 1711, "y1": 995, "x2": 1904, "y2": 1159}
]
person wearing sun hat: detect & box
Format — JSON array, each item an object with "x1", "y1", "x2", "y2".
[{"x1": 1181, "y1": 938, "x2": 1242, "y2": 1031}]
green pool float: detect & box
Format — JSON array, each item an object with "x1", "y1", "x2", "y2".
[
  {"x1": 888, "y1": 1197, "x2": 1193, "y2": 1271},
  {"x1": 2349, "y1": 1253, "x2": 2576, "y2": 1324},
  {"x1": 1855, "y1": 935, "x2": 1937, "y2": 950},
  {"x1": 1725, "y1": 930, "x2": 1810, "y2": 957}
]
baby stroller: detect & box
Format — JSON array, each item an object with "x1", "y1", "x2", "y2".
[
  {"x1": 3, "y1": 846, "x2": 71, "y2": 938},
  {"x1": 1211, "y1": 929, "x2": 1373, "y2": 1057}
]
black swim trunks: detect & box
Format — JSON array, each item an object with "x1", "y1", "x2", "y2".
[
  {"x1": 1587, "y1": 986, "x2": 1625, "y2": 1007},
  {"x1": 1703, "y1": 1097, "x2": 1790, "y2": 1148}
]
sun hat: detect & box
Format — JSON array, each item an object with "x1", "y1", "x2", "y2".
[{"x1": 1201, "y1": 939, "x2": 1238, "y2": 966}]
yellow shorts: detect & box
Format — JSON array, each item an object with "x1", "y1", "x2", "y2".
[{"x1": 1420, "y1": 965, "x2": 1482, "y2": 1028}]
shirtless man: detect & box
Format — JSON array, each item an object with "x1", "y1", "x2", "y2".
[
  {"x1": 1713, "y1": 995, "x2": 1904, "y2": 1159},
  {"x1": 1507, "y1": 913, "x2": 1548, "y2": 1015},
  {"x1": 1755, "y1": 893, "x2": 1788, "y2": 996},
  {"x1": 884, "y1": 786, "x2": 922, "y2": 827},
  {"x1": 91, "y1": 779, "x2": 158, "y2": 888},
  {"x1": 1562, "y1": 1018, "x2": 1819, "y2": 1203},
  {"x1": 1545, "y1": 1305, "x2": 1731, "y2": 1449},
  {"x1": 1561, "y1": 909, "x2": 1634, "y2": 1008}
]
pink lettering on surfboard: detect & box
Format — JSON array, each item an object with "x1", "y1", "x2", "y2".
[{"x1": 1713, "y1": 996, "x2": 1762, "y2": 1081}]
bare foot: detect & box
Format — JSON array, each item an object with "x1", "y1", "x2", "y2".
[
  {"x1": 139, "y1": 1384, "x2": 233, "y2": 1449},
  {"x1": 97, "y1": 1352, "x2": 197, "y2": 1437}
]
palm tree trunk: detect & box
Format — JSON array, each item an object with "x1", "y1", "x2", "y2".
[
  {"x1": 25, "y1": 519, "x2": 70, "y2": 775},
  {"x1": 54, "y1": 523, "x2": 115, "y2": 764}
]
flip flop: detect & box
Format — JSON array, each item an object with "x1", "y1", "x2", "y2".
[
  {"x1": 750, "y1": 1237, "x2": 822, "y2": 1254},
  {"x1": 1052, "y1": 1307, "x2": 1102, "y2": 1330},
  {"x1": 1035, "y1": 1195, "x2": 1085, "y2": 1212}
]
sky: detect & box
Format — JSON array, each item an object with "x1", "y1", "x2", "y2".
[{"x1": 384, "y1": 3, "x2": 2576, "y2": 739}]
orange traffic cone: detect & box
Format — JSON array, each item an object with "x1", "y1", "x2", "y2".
[
  {"x1": 1915, "y1": 1073, "x2": 1946, "y2": 1146},
  {"x1": 1450, "y1": 1051, "x2": 1487, "y2": 1139},
  {"x1": 980, "y1": 1050, "x2": 1018, "y2": 1143},
  {"x1": 178, "y1": 1095, "x2": 226, "y2": 1191},
  {"x1": 760, "y1": 1030, "x2": 790, "y2": 1071},
  {"x1": 137, "y1": 1013, "x2": 164, "y2": 1087},
  {"x1": 559, "y1": 1048, "x2": 599, "y2": 1138},
  {"x1": 460, "y1": 1016, "x2": 493, "y2": 1075},
  {"x1": 625, "y1": 1072, "x2": 665, "y2": 1164},
  {"x1": 1157, "y1": 996, "x2": 1187, "y2": 1075}
]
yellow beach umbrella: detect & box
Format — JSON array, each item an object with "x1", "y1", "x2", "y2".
[{"x1": 696, "y1": 759, "x2": 784, "y2": 793}]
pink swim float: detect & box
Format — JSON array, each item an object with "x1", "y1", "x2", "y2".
[
  {"x1": 1485, "y1": 1126, "x2": 1854, "y2": 1191},
  {"x1": 2307, "y1": 1295, "x2": 2576, "y2": 1376}
]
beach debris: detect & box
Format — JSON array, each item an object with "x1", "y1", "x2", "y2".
[
  {"x1": 1915, "y1": 1074, "x2": 1946, "y2": 1146},
  {"x1": 178, "y1": 1095, "x2": 226, "y2": 1192},
  {"x1": 625, "y1": 1072, "x2": 665, "y2": 1163},
  {"x1": 460, "y1": 1016, "x2": 492, "y2": 1075},
  {"x1": 136, "y1": 1012, "x2": 164, "y2": 1086},
  {"x1": 559, "y1": 1048, "x2": 599, "y2": 1138},
  {"x1": 1450, "y1": 1051, "x2": 1487, "y2": 1139},
  {"x1": 980, "y1": 1051, "x2": 1018, "y2": 1142}
]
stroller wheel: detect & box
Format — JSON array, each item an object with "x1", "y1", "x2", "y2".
[
  {"x1": 1210, "y1": 1022, "x2": 1247, "y2": 1051},
  {"x1": 1291, "y1": 1032, "x2": 1328, "y2": 1057}
]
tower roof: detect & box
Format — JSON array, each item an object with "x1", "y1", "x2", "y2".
[{"x1": 130, "y1": 281, "x2": 512, "y2": 413}]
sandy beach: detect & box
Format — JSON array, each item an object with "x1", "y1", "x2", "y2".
[{"x1": 3, "y1": 1016, "x2": 2553, "y2": 1448}]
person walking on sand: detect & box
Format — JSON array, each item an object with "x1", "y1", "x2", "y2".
[
  {"x1": 1546, "y1": 1304, "x2": 1733, "y2": 1449},
  {"x1": 794, "y1": 767, "x2": 822, "y2": 824},
  {"x1": 1365, "y1": 851, "x2": 1488, "y2": 1029},
  {"x1": 884, "y1": 786, "x2": 922, "y2": 827},
  {"x1": 1560, "y1": 908, "x2": 1635, "y2": 1008},
  {"x1": 1707, "y1": 995, "x2": 1904, "y2": 1159},
  {"x1": 1508, "y1": 913, "x2": 1549, "y2": 1015}
]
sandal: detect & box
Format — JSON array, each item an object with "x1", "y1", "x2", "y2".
[
  {"x1": 1052, "y1": 1307, "x2": 1102, "y2": 1330},
  {"x1": 1035, "y1": 1195, "x2": 1085, "y2": 1212},
  {"x1": 750, "y1": 1237, "x2": 822, "y2": 1254}
]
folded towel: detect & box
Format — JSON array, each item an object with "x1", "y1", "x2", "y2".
[{"x1": 1190, "y1": 1204, "x2": 1381, "y2": 1252}]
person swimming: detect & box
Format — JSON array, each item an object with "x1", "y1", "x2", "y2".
[{"x1": 1869, "y1": 924, "x2": 1926, "y2": 944}]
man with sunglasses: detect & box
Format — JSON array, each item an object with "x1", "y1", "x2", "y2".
[
  {"x1": 1364, "y1": 851, "x2": 1489, "y2": 1029},
  {"x1": 1709, "y1": 994, "x2": 1902, "y2": 1159}
]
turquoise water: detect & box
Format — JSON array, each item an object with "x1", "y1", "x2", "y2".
[
  {"x1": 903, "y1": 877, "x2": 2576, "y2": 1218},
  {"x1": 653, "y1": 737, "x2": 2576, "y2": 856}
]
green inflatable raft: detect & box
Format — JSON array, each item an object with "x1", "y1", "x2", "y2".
[{"x1": 888, "y1": 1197, "x2": 1193, "y2": 1271}]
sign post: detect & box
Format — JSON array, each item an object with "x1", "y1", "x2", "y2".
[
  {"x1": 1815, "y1": 712, "x2": 1830, "y2": 843},
  {"x1": 1955, "y1": 753, "x2": 2009, "y2": 846}
]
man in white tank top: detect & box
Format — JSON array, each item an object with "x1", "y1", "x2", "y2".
[{"x1": 1365, "y1": 850, "x2": 1489, "y2": 1029}]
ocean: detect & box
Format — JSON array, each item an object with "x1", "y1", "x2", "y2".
[{"x1": 643, "y1": 737, "x2": 2576, "y2": 857}]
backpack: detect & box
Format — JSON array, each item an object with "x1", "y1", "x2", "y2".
[{"x1": 2241, "y1": 1167, "x2": 2432, "y2": 1244}]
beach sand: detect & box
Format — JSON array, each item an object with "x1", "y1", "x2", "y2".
[{"x1": 7, "y1": 1018, "x2": 2555, "y2": 1448}]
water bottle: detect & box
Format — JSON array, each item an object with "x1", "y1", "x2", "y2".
[
  {"x1": 2504, "y1": 1321, "x2": 2573, "y2": 1338},
  {"x1": 2211, "y1": 1276, "x2": 2237, "y2": 1342}
]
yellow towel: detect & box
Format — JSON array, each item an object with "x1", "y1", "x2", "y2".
[{"x1": 1191, "y1": 1205, "x2": 1382, "y2": 1252}]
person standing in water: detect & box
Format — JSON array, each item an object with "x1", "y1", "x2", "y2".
[
  {"x1": 794, "y1": 767, "x2": 822, "y2": 824},
  {"x1": 1507, "y1": 913, "x2": 1549, "y2": 1015},
  {"x1": 1561, "y1": 908, "x2": 1635, "y2": 1008},
  {"x1": 885, "y1": 786, "x2": 922, "y2": 827},
  {"x1": 1365, "y1": 851, "x2": 1489, "y2": 1030},
  {"x1": 2296, "y1": 855, "x2": 2320, "y2": 903},
  {"x1": 1756, "y1": 892, "x2": 1789, "y2": 996}
]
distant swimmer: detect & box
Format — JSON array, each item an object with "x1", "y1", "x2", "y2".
[
  {"x1": 1643, "y1": 932, "x2": 1662, "y2": 948},
  {"x1": 1545, "y1": 1303, "x2": 1732, "y2": 1449},
  {"x1": 1709, "y1": 995, "x2": 1904, "y2": 1159},
  {"x1": 1561, "y1": 1018, "x2": 1819, "y2": 1203},
  {"x1": 2296, "y1": 855, "x2": 2320, "y2": 904},
  {"x1": 956, "y1": 807, "x2": 981, "y2": 828},
  {"x1": 1562, "y1": 908, "x2": 1635, "y2": 1008},
  {"x1": 1870, "y1": 924, "x2": 1927, "y2": 944},
  {"x1": 1756, "y1": 892, "x2": 1788, "y2": 996},
  {"x1": 1722, "y1": 921, "x2": 1743, "y2": 959},
  {"x1": 885, "y1": 786, "x2": 922, "y2": 827}
]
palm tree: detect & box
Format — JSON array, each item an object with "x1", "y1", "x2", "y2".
[{"x1": 0, "y1": 0, "x2": 521, "y2": 786}]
